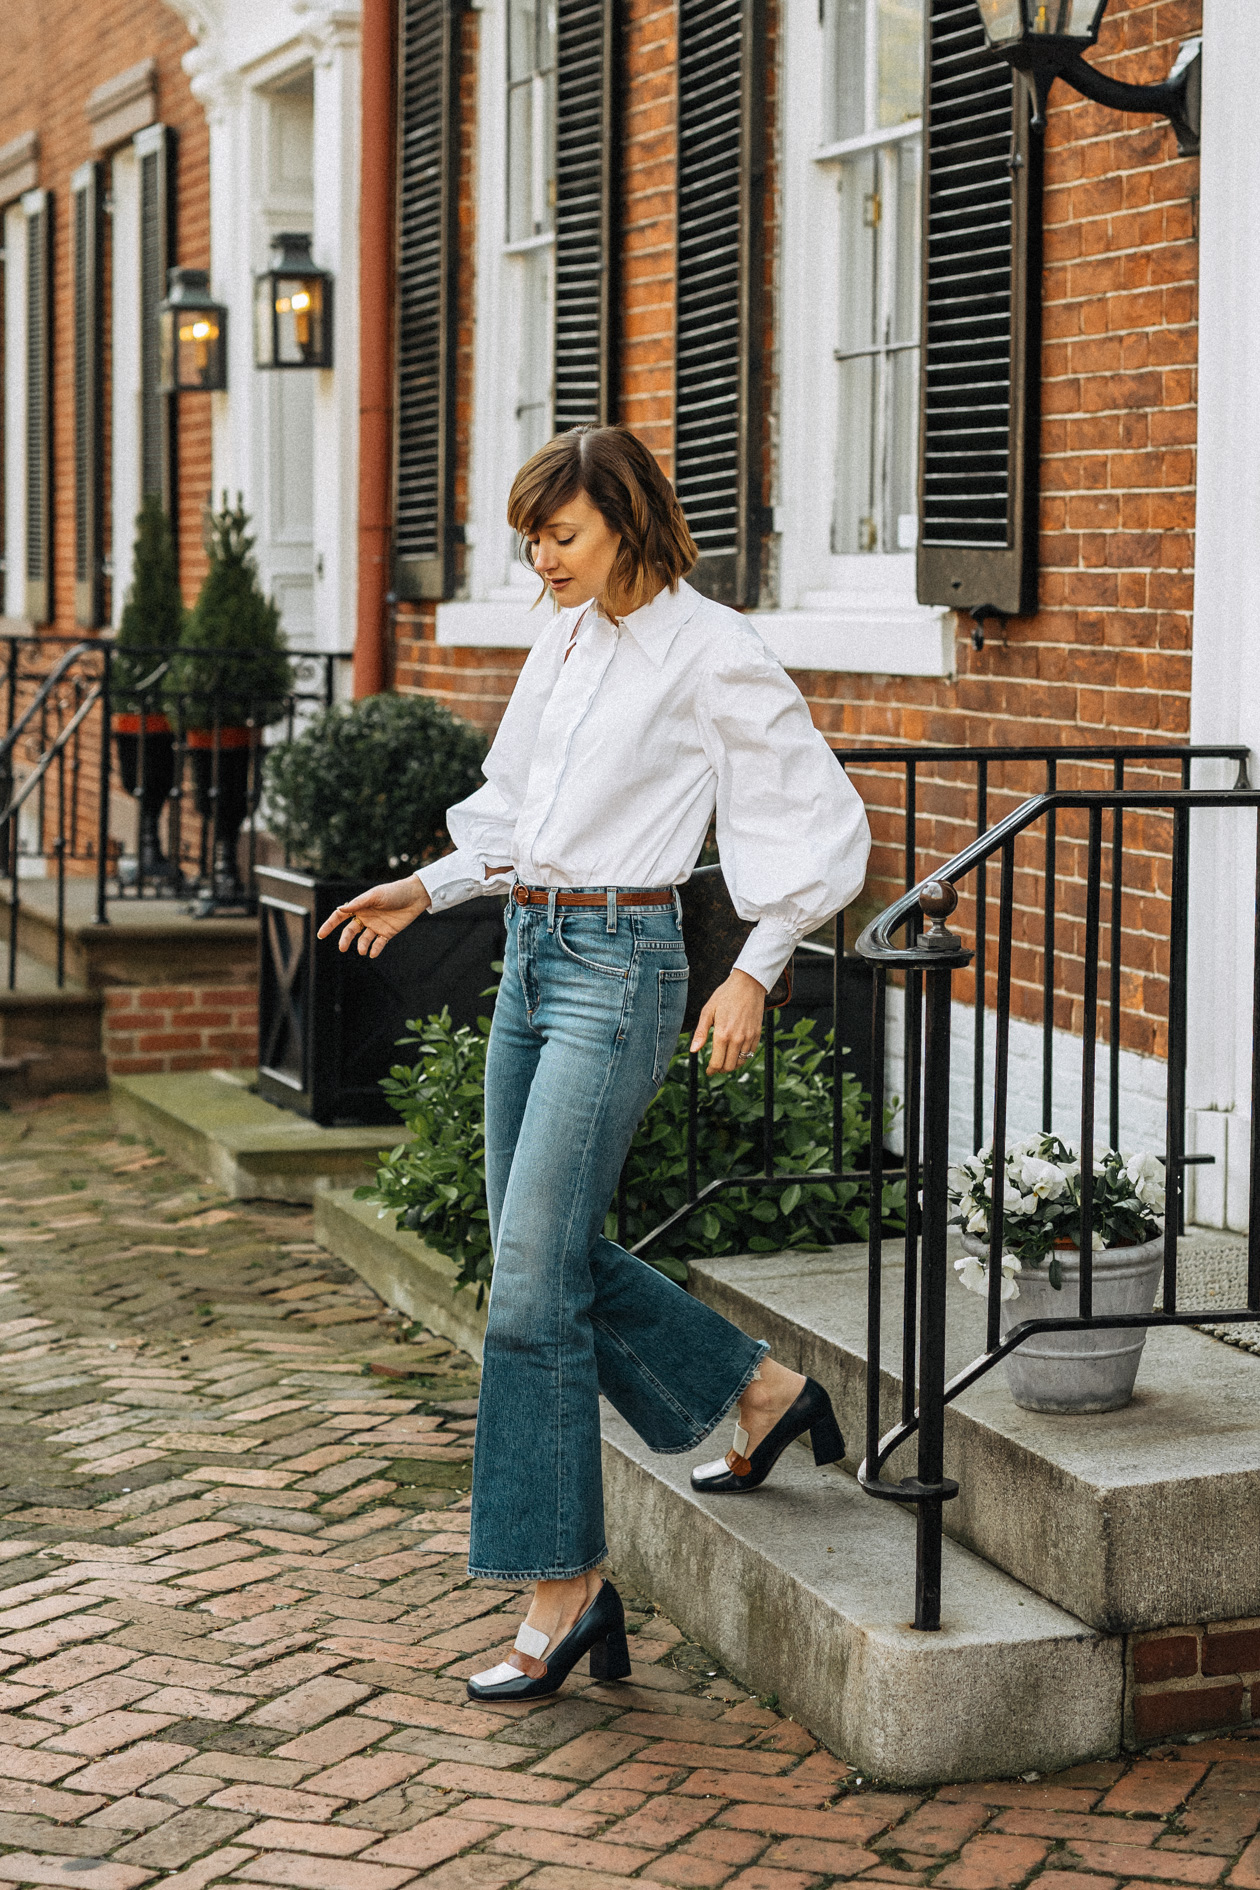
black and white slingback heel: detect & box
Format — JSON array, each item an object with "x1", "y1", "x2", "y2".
[
  {"x1": 466, "y1": 1578, "x2": 633, "y2": 1701},
  {"x1": 690, "y1": 1374, "x2": 845, "y2": 1494}
]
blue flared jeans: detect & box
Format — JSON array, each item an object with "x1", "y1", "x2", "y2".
[{"x1": 467, "y1": 888, "x2": 768, "y2": 1581}]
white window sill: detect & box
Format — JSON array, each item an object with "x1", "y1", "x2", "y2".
[
  {"x1": 435, "y1": 592, "x2": 549, "y2": 648},
  {"x1": 752, "y1": 596, "x2": 956, "y2": 677}
]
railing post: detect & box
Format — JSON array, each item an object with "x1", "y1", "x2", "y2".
[
  {"x1": 94, "y1": 646, "x2": 111, "y2": 926},
  {"x1": 916, "y1": 954, "x2": 955, "y2": 1632},
  {"x1": 865, "y1": 965, "x2": 887, "y2": 1479}
]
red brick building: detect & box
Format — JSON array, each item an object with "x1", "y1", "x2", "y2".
[{"x1": 0, "y1": 0, "x2": 211, "y2": 635}]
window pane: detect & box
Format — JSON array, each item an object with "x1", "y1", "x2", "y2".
[
  {"x1": 507, "y1": 81, "x2": 533, "y2": 240},
  {"x1": 833, "y1": 355, "x2": 877, "y2": 554},
  {"x1": 509, "y1": 0, "x2": 536, "y2": 82},
  {"x1": 515, "y1": 245, "x2": 554, "y2": 464},
  {"x1": 877, "y1": 0, "x2": 923, "y2": 127},
  {"x1": 829, "y1": 0, "x2": 867, "y2": 142}
]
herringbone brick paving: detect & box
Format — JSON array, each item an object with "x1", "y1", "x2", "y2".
[{"x1": 0, "y1": 1095, "x2": 1256, "y2": 1890}]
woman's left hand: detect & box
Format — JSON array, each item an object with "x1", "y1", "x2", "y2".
[{"x1": 690, "y1": 969, "x2": 766, "y2": 1073}]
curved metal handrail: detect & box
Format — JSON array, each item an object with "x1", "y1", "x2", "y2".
[{"x1": 0, "y1": 641, "x2": 97, "y2": 764}]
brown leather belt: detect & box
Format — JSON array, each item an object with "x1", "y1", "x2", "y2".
[{"x1": 512, "y1": 885, "x2": 674, "y2": 909}]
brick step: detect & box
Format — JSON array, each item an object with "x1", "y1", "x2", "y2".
[
  {"x1": 687, "y1": 1241, "x2": 1260, "y2": 1635},
  {"x1": 0, "y1": 962, "x2": 106, "y2": 1096}
]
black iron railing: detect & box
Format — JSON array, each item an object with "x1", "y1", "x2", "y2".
[
  {"x1": 629, "y1": 743, "x2": 1249, "y2": 1271},
  {"x1": 856, "y1": 778, "x2": 1260, "y2": 1631},
  {"x1": 0, "y1": 632, "x2": 349, "y2": 989}
]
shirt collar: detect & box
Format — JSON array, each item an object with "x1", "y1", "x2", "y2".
[{"x1": 615, "y1": 580, "x2": 702, "y2": 668}]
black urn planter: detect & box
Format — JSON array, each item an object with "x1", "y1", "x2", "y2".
[
  {"x1": 256, "y1": 866, "x2": 507, "y2": 1126},
  {"x1": 777, "y1": 940, "x2": 876, "y2": 1103},
  {"x1": 113, "y1": 714, "x2": 177, "y2": 880},
  {"x1": 187, "y1": 730, "x2": 258, "y2": 902}
]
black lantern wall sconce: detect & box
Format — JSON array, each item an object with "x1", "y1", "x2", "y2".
[
  {"x1": 976, "y1": 0, "x2": 1201, "y2": 154},
  {"x1": 158, "y1": 268, "x2": 228, "y2": 393},
  {"x1": 254, "y1": 232, "x2": 334, "y2": 369}
]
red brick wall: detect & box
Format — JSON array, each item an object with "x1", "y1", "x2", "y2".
[
  {"x1": 103, "y1": 979, "x2": 258, "y2": 1078},
  {"x1": 0, "y1": 0, "x2": 212, "y2": 630},
  {"x1": 1130, "y1": 1622, "x2": 1260, "y2": 1744},
  {"x1": 393, "y1": 0, "x2": 1200, "y2": 1059}
]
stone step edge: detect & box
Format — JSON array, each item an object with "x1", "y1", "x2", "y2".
[{"x1": 109, "y1": 1074, "x2": 397, "y2": 1204}]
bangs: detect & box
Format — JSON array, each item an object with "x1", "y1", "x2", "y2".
[{"x1": 506, "y1": 439, "x2": 584, "y2": 539}]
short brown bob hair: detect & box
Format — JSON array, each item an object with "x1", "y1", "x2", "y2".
[{"x1": 507, "y1": 425, "x2": 698, "y2": 619}]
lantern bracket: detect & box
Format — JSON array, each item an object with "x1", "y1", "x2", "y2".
[{"x1": 1015, "y1": 34, "x2": 1201, "y2": 154}]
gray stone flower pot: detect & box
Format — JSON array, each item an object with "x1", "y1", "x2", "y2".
[{"x1": 962, "y1": 1232, "x2": 1166, "y2": 1414}]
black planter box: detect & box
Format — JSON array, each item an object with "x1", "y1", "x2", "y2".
[
  {"x1": 776, "y1": 941, "x2": 876, "y2": 1102},
  {"x1": 256, "y1": 866, "x2": 506, "y2": 1126}
]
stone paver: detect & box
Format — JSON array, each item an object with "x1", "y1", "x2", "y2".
[{"x1": 0, "y1": 1093, "x2": 1257, "y2": 1890}]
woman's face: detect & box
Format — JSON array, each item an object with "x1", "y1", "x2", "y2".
[{"x1": 528, "y1": 490, "x2": 621, "y2": 608}]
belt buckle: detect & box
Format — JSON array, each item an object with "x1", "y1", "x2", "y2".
[{"x1": 513, "y1": 885, "x2": 529, "y2": 906}]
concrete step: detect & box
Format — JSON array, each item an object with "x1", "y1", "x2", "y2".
[
  {"x1": 0, "y1": 881, "x2": 255, "y2": 988},
  {"x1": 689, "y1": 1240, "x2": 1260, "y2": 1633},
  {"x1": 314, "y1": 1190, "x2": 488, "y2": 1363},
  {"x1": 599, "y1": 1406, "x2": 1120, "y2": 1785},
  {"x1": 110, "y1": 1070, "x2": 403, "y2": 1202}
]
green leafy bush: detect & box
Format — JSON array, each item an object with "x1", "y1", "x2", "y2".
[
  {"x1": 263, "y1": 692, "x2": 489, "y2": 883},
  {"x1": 359, "y1": 1010, "x2": 905, "y2": 1299},
  {"x1": 165, "y1": 496, "x2": 293, "y2": 730},
  {"x1": 113, "y1": 495, "x2": 185, "y2": 714}
]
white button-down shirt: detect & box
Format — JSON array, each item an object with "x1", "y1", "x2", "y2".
[{"x1": 416, "y1": 580, "x2": 871, "y2": 990}]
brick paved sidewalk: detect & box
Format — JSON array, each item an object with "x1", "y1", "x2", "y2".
[{"x1": 0, "y1": 1095, "x2": 1257, "y2": 1890}]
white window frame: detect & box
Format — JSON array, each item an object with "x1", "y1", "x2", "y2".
[
  {"x1": 753, "y1": 0, "x2": 953, "y2": 677},
  {"x1": 438, "y1": 0, "x2": 558, "y2": 649}
]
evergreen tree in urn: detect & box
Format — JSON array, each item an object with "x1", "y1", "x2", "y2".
[
  {"x1": 166, "y1": 496, "x2": 294, "y2": 903},
  {"x1": 111, "y1": 495, "x2": 185, "y2": 880}
]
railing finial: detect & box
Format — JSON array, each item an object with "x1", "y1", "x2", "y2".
[{"x1": 919, "y1": 879, "x2": 961, "y2": 952}]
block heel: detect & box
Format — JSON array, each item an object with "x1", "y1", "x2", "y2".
[
  {"x1": 690, "y1": 1376, "x2": 845, "y2": 1494},
  {"x1": 466, "y1": 1580, "x2": 629, "y2": 1701},
  {"x1": 809, "y1": 1408, "x2": 846, "y2": 1465},
  {"x1": 589, "y1": 1626, "x2": 632, "y2": 1682}
]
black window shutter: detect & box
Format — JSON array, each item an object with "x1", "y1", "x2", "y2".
[
  {"x1": 23, "y1": 189, "x2": 52, "y2": 626},
  {"x1": 72, "y1": 162, "x2": 104, "y2": 628},
  {"x1": 553, "y1": 0, "x2": 618, "y2": 430},
  {"x1": 674, "y1": 0, "x2": 765, "y2": 608},
  {"x1": 137, "y1": 125, "x2": 175, "y2": 515},
  {"x1": 916, "y1": 0, "x2": 1041, "y2": 620},
  {"x1": 394, "y1": 0, "x2": 461, "y2": 603}
]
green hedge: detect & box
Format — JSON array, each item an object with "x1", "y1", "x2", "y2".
[{"x1": 358, "y1": 1008, "x2": 904, "y2": 1299}]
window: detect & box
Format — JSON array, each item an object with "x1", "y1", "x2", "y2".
[
  {"x1": 821, "y1": 0, "x2": 922, "y2": 557},
  {"x1": 506, "y1": 0, "x2": 556, "y2": 470}
]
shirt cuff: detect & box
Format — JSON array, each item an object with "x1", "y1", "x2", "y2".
[
  {"x1": 415, "y1": 850, "x2": 513, "y2": 914},
  {"x1": 733, "y1": 919, "x2": 799, "y2": 995}
]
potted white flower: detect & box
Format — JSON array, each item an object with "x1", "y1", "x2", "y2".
[{"x1": 947, "y1": 1133, "x2": 1166, "y2": 1414}]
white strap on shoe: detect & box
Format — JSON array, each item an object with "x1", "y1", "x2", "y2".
[
  {"x1": 470, "y1": 1620, "x2": 551, "y2": 1689},
  {"x1": 694, "y1": 1456, "x2": 730, "y2": 1481},
  {"x1": 470, "y1": 1661, "x2": 524, "y2": 1686},
  {"x1": 731, "y1": 1421, "x2": 750, "y2": 1456}
]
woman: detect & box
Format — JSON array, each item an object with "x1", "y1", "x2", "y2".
[{"x1": 318, "y1": 426, "x2": 870, "y2": 1701}]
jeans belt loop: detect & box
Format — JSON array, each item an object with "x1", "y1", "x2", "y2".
[
  {"x1": 547, "y1": 887, "x2": 558, "y2": 933},
  {"x1": 606, "y1": 886, "x2": 617, "y2": 934},
  {"x1": 673, "y1": 887, "x2": 683, "y2": 930}
]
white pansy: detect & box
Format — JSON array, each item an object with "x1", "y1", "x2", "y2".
[
  {"x1": 1015, "y1": 1156, "x2": 1069, "y2": 1201},
  {"x1": 954, "y1": 1254, "x2": 1020, "y2": 1300},
  {"x1": 966, "y1": 1208, "x2": 989, "y2": 1235}
]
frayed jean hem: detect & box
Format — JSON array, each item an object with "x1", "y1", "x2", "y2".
[
  {"x1": 467, "y1": 1547, "x2": 610, "y2": 1583},
  {"x1": 647, "y1": 1336, "x2": 771, "y2": 1454}
]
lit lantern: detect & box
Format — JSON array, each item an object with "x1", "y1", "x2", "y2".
[
  {"x1": 254, "y1": 232, "x2": 334, "y2": 369},
  {"x1": 157, "y1": 268, "x2": 228, "y2": 393},
  {"x1": 976, "y1": 0, "x2": 1108, "y2": 51}
]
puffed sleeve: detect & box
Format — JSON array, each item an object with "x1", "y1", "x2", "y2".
[
  {"x1": 415, "y1": 613, "x2": 571, "y2": 912},
  {"x1": 697, "y1": 636, "x2": 871, "y2": 992}
]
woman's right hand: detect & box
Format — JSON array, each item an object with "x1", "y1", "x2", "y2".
[{"x1": 315, "y1": 876, "x2": 432, "y2": 957}]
